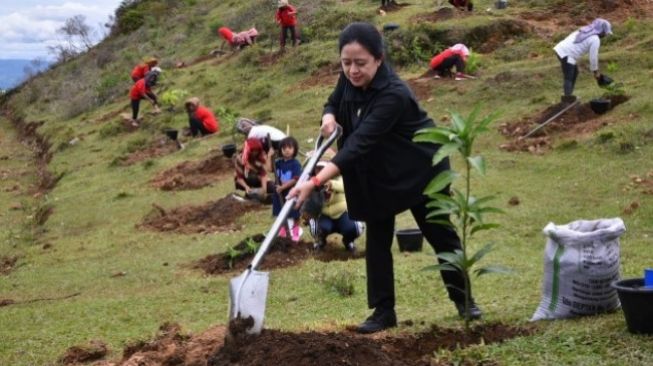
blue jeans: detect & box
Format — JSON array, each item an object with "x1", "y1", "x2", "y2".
[
  {"x1": 313, "y1": 212, "x2": 361, "y2": 245},
  {"x1": 272, "y1": 188, "x2": 299, "y2": 219}
]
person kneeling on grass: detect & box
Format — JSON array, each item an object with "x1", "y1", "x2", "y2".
[
  {"x1": 234, "y1": 138, "x2": 273, "y2": 202},
  {"x1": 129, "y1": 67, "x2": 162, "y2": 127},
  {"x1": 184, "y1": 97, "x2": 219, "y2": 137},
  {"x1": 217, "y1": 26, "x2": 259, "y2": 50},
  {"x1": 428, "y1": 43, "x2": 472, "y2": 80},
  {"x1": 306, "y1": 160, "x2": 363, "y2": 253},
  {"x1": 272, "y1": 136, "x2": 302, "y2": 242}
]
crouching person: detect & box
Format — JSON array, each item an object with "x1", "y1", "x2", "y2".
[
  {"x1": 234, "y1": 138, "x2": 272, "y2": 202},
  {"x1": 185, "y1": 97, "x2": 219, "y2": 137},
  {"x1": 306, "y1": 161, "x2": 363, "y2": 253}
]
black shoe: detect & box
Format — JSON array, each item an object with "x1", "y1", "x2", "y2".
[
  {"x1": 455, "y1": 301, "x2": 482, "y2": 320},
  {"x1": 356, "y1": 308, "x2": 397, "y2": 334}
]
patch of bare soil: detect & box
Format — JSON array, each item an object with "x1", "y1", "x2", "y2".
[
  {"x1": 380, "y1": 1, "x2": 411, "y2": 12},
  {"x1": 498, "y1": 95, "x2": 629, "y2": 154},
  {"x1": 0, "y1": 299, "x2": 15, "y2": 307},
  {"x1": 194, "y1": 234, "x2": 364, "y2": 275},
  {"x1": 139, "y1": 194, "x2": 264, "y2": 234},
  {"x1": 625, "y1": 171, "x2": 653, "y2": 195},
  {"x1": 292, "y1": 62, "x2": 341, "y2": 91},
  {"x1": 60, "y1": 340, "x2": 108, "y2": 365},
  {"x1": 520, "y1": 0, "x2": 653, "y2": 38},
  {"x1": 150, "y1": 152, "x2": 232, "y2": 191},
  {"x1": 412, "y1": 7, "x2": 461, "y2": 22},
  {"x1": 87, "y1": 321, "x2": 533, "y2": 366},
  {"x1": 406, "y1": 78, "x2": 435, "y2": 101},
  {"x1": 259, "y1": 51, "x2": 284, "y2": 67},
  {"x1": 117, "y1": 138, "x2": 179, "y2": 166},
  {"x1": 0, "y1": 256, "x2": 18, "y2": 275},
  {"x1": 96, "y1": 106, "x2": 128, "y2": 123}
]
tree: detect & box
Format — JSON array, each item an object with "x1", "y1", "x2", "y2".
[{"x1": 48, "y1": 15, "x2": 95, "y2": 62}]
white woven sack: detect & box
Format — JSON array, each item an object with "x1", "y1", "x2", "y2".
[{"x1": 531, "y1": 218, "x2": 625, "y2": 321}]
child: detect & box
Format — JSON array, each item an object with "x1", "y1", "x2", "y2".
[
  {"x1": 234, "y1": 138, "x2": 272, "y2": 201},
  {"x1": 275, "y1": 0, "x2": 299, "y2": 51},
  {"x1": 184, "y1": 97, "x2": 219, "y2": 137},
  {"x1": 306, "y1": 160, "x2": 363, "y2": 252},
  {"x1": 129, "y1": 67, "x2": 161, "y2": 126},
  {"x1": 272, "y1": 136, "x2": 302, "y2": 241},
  {"x1": 130, "y1": 57, "x2": 158, "y2": 82}
]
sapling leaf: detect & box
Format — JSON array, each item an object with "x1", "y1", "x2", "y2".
[
  {"x1": 432, "y1": 143, "x2": 460, "y2": 166},
  {"x1": 450, "y1": 111, "x2": 466, "y2": 134},
  {"x1": 425, "y1": 171, "x2": 458, "y2": 195},
  {"x1": 444, "y1": 283, "x2": 466, "y2": 296},
  {"x1": 422, "y1": 263, "x2": 458, "y2": 272},
  {"x1": 467, "y1": 156, "x2": 486, "y2": 176},
  {"x1": 470, "y1": 223, "x2": 500, "y2": 235},
  {"x1": 470, "y1": 243, "x2": 495, "y2": 264},
  {"x1": 474, "y1": 265, "x2": 513, "y2": 277},
  {"x1": 437, "y1": 251, "x2": 465, "y2": 269},
  {"x1": 427, "y1": 219, "x2": 455, "y2": 227},
  {"x1": 426, "y1": 208, "x2": 456, "y2": 219}
]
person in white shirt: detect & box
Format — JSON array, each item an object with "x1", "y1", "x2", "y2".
[{"x1": 553, "y1": 18, "x2": 612, "y2": 103}]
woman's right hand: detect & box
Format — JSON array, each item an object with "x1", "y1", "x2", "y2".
[
  {"x1": 288, "y1": 181, "x2": 316, "y2": 209},
  {"x1": 321, "y1": 114, "x2": 338, "y2": 137}
]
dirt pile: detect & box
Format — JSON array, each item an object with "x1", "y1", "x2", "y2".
[
  {"x1": 498, "y1": 95, "x2": 629, "y2": 153},
  {"x1": 0, "y1": 256, "x2": 18, "y2": 275},
  {"x1": 59, "y1": 340, "x2": 108, "y2": 365},
  {"x1": 150, "y1": 153, "x2": 232, "y2": 191},
  {"x1": 209, "y1": 323, "x2": 533, "y2": 366},
  {"x1": 625, "y1": 171, "x2": 653, "y2": 195},
  {"x1": 293, "y1": 62, "x2": 341, "y2": 91},
  {"x1": 117, "y1": 138, "x2": 180, "y2": 166},
  {"x1": 140, "y1": 194, "x2": 263, "y2": 234}
]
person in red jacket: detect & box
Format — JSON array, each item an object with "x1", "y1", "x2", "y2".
[
  {"x1": 449, "y1": 0, "x2": 473, "y2": 11},
  {"x1": 428, "y1": 43, "x2": 472, "y2": 80},
  {"x1": 275, "y1": 0, "x2": 299, "y2": 50},
  {"x1": 129, "y1": 67, "x2": 161, "y2": 126},
  {"x1": 184, "y1": 97, "x2": 219, "y2": 137},
  {"x1": 130, "y1": 57, "x2": 158, "y2": 82},
  {"x1": 217, "y1": 26, "x2": 258, "y2": 50}
]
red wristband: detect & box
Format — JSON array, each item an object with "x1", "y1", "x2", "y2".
[{"x1": 310, "y1": 176, "x2": 321, "y2": 187}]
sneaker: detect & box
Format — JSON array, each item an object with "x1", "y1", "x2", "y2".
[
  {"x1": 356, "y1": 307, "x2": 397, "y2": 334},
  {"x1": 278, "y1": 226, "x2": 287, "y2": 238},
  {"x1": 454, "y1": 72, "x2": 466, "y2": 81},
  {"x1": 291, "y1": 225, "x2": 302, "y2": 242},
  {"x1": 130, "y1": 119, "x2": 140, "y2": 127},
  {"x1": 345, "y1": 242, "x2": 356, "y2": 253},
  {"x1": 454, "y1": 301, "x2": 483, "y2": 320}
]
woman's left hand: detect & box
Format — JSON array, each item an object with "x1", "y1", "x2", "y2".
[{"x1": 287, "y1": 181, "x2": 315, "y2": 209}]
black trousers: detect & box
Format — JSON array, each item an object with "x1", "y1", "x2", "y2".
[
  {"x1": 434, "y1": 54, "x2": 465, "y2": 77},
  {"x1": 280, "y1": 26, "x2": 298, "y2": 47},
  {"x1": 557, "y1": 55, "x2": 578, "y2": 96},
  {"x1": 131, "y1": 99, "x2": 140, "y2": 120},
  {"x1": 189, "y1": 117, "x2": 211, "y2": 137},
  {"x1": 365, "y1": 198, "x2": 468, "y2": 310}
]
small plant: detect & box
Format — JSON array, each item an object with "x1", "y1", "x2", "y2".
[
  {"x1": 225, "y1": 246, "x2": 243, "y2": 269},
  {"x1": 215, "y1": 106, "x2": 240, "y2": 136},
  {"x1": 465, "y1": 51, "x2": 481, "y2": 75},
  {"x1": 316, "y1": 268, "x2": 356, "y2": 297},
  {"x1": 602, "y1": 82, "x2": 625, "y2": 98},
  {"x1": 414, "y1": 106, "x2": 509, "y2": 331},
  {"x1": 160, "y1": 89, "x2": 189, "y2": 111},
  {"x1": 606, "y1": 61, "x2": 618, "y2": 74},
  {"x1": 244, "y1": 237, "x2": 260, "y2": 255}
]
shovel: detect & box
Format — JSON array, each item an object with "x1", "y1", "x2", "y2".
[{"x1": 228, "y1": 126, "x2": 342, "y2": 335}]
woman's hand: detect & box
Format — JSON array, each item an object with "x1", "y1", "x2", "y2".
[
  {"x1": 288, "y1": 181, "x2": 316, "y2": 209},
  {"x1": 321, "y1": 113, "x2": 338, "y2": 137}
]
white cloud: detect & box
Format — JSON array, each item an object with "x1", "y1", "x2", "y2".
[{"x1": 0, "y1": 1, "x2": 121, "y2": 60}]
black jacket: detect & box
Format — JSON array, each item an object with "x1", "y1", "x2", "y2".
[{"x1": 325, "y1": 63, "x2": 450, "y2": 221}]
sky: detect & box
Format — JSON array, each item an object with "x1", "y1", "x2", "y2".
[{"x1": 0, "y1": 1, "x2": 124, "y2": 60}]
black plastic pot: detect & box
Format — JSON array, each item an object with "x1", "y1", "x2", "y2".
[
  {"x1": 590, "y1": 98, "x2": 611, "y2": 114},
  {"x1": 222, "y1": 143, "x2": 237, "y2": 158},
  {"x1": 164, "y1": 129, "x2": 178, "y2": 141},
  {"x1": 611, "y1": 278, "x2": 653, "y2": 334},
  {"x1": 495, "y1": 0, "x2": 508, "y2": 9},
  {"x1": 396, "y1": 229, "x2": 423, "y2": 252}
]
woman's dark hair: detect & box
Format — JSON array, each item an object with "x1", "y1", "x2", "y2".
[
  {"x1": 339, "y1": 22, "x2": 384, "y2": 60},
  {"x1": 279, "y1": 136, "x2": 299, "y2": 158}
]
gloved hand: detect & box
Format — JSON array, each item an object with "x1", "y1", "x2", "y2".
[{"x1": 596, "y1": 74, "x2": 613, "y2": 87}]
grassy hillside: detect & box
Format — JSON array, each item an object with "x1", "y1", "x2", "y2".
[{"x1": 2, "y1": 0, "x2": 653, "y2": 364}]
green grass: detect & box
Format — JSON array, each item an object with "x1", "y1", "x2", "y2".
[{"x1": 2, "y1": 0, "x2": 653, "y2": 364}]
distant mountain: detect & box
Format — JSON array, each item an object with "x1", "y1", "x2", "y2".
[{"x1": 0, "y1": 59, "x2": 50, "y2": 90}]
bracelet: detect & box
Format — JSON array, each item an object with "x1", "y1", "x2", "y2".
[{"x1": 310, "y1": 176, "x2": 321, "y2": 187}]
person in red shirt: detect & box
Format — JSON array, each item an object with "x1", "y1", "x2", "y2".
[
  {"x1": 233, "y1": 138, "x2": 272, "y2": 200},
  {"x1": 275, "y1": 0, "x2": 299, "y2": 50},
  {"x1": 184, "y1": 97, "x2": 219, "y2": 137},
  {"x1": 217, "y1": 26, "x2": 258, "y2": 50},
  {"x1": 130, "y1": 57, "x2": 158, "y2": 82},
  {"x1": 449, "y1": 0, "x2": 473, "y2": 11},
  {"x1": 129, "y1": 67, "x2": 161, "y2": 126},
  {"x1": 428, "y1": 43, "x2": 471, "y2": 80}
]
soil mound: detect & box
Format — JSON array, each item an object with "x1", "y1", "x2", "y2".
[
  {"x1": 59, "y1": 340, "x2": 108, "y2": 365},
  {"x1": 209, "y1": 323, "x2": 533, "y2": 366},
  {"x1": 150, "y1": 153, "x2": 232, "y2": 191},
  {"x1": 0, "y1": 256, "x2": 18, "y2": 275},
  {"x1": 380, "y1": 1, "x2": 410, "y2": 12},
  {"x1": 412, "y1": 7, "x2": 460, "y2": 22},
  {"x1": 117, "y1": 138, "x2": 179, "y2": 166},
  {"x1": 406, "y1": 78, "x2": 435, "y2": 101},
  {"x1": 0, "y1": 299, "x2": 15, "y2": 307},
  {"x1": 498, "y1": 95, "x2": 629, "y2": 153},
  {"x1": 140, "y1": 194, "x2": 263, "y2": 234},
  {"x1": 293, "y1": 62, "x2": 341, "y2": 91},
  {"x1": 625, "y1": 171, "x2": 653, "y2": 195}
]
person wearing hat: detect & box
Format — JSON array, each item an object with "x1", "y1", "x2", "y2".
[
  {"x1": 130, "y1": 57, "x2": 158, "y2": 82},
  {"x1": 289, "y1": 22, "x2": 481, "y2": 334},
  {"x1": 554, "y1": 18, "x2": 613, "y2": 104},
  {"x1": 217, "y1": 26, "x2": 259, "y2": 50},
  {"x1": 305, "y1": 156, "x2": 363, "y2": 253},
  {"x1": 428, "y1": 43, "x2": 472, "y2": 80},
  {"x1": 185, "y1": 97, "x2": 219, "y2": 137},
  {"x1": 129, "y1": 67, "x2": 161, "y2": 126},
  {"x1": 275, "y1": 0, "x2": 300, "y2": 51}
]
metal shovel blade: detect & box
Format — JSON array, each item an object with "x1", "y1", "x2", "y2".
[{"x1": 228, "y1": 269, "x2": 269, "y2": 335}]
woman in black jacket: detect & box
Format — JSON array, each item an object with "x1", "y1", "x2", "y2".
[{"x1": 289, "y1": 22, "x2": 481, "y2": 334}]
